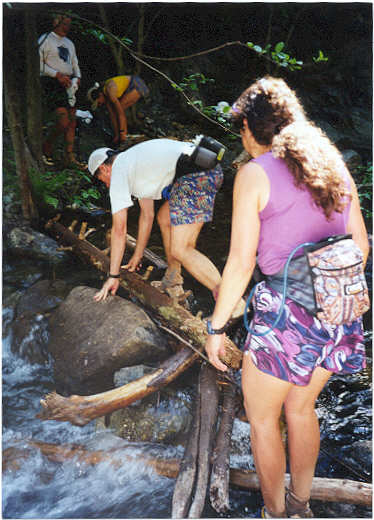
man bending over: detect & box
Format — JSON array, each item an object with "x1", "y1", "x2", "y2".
[{"x1": 88, "y1": 138, "x2": 243, "y2": 317}]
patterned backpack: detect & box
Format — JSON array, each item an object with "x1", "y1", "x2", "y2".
[{"x1": 305, "y1": 235, "x2": 370, "y2": 325}]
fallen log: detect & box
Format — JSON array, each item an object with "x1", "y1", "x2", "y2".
[
  {"x1": 4, "y1": 440, "x2": 372, "y2": 507},
  {"x1": 37, "y1": 347, "x2": 200, "y2": 426},
  {"x1": 171, "y1": 375, "x2": 201, "y2": 518},
  {"x1": 188, "y1": 362, "x2": 219, "y2": 518},
  {"x1": 209, "y1": 379, "x2": 237, "y2": 513}
]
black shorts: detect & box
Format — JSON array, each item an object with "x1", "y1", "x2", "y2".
[{"x1": 40, "y1": 76, "x2": 70, "y2": 110}]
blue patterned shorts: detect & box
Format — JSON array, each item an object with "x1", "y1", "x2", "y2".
[
  {"x1": 169, "y1": 166, "x2": 223, "y2": 225},
  {"x1": 128, "y1": 75, "x2": 150, "y2": 98}
]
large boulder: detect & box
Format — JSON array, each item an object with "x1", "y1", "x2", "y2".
[{"x1": 48, "y1": 286, "x2": 172, "y2": 395}]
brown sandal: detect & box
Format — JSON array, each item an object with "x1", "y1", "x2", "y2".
[{"x1": 285, "y1": 488, "x2": 313, "y2": 518}]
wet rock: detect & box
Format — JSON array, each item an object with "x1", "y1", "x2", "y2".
[
  {"x1": 12, "y1": 314, "x2": 50, "y2": 365},
  {"x1": 97, "y1": 386, "x2": 194, "y2": 445},
  {"x1": 48, "y1": 286, "x2": 172, "y2": 395},
  {"x1": 114, "y1": 365, "x2": 154, "y2": 388},
  {"x1": 11, "y1": 279, "x2": 70, "y2": 365},
  {"x1": 7, "y1": 226, "x2": 69, "y2": 264},
  {"x1": 15, "y1": 279, "x2": 69, "y2": 319}
]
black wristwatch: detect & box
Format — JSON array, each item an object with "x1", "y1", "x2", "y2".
[
  {"x1": 206, "y1": 319, "x2": 227, "y2": 335},
  {"x1": 108, "y1": 273, "x2": 120, "y2": 279}
]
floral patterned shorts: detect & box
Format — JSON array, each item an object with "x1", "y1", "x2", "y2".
[
  {"x1": 244, "y1": 281, "x2": 366, "y2": 386},
  {"x1": 169, "y1": 166, "x2": 223, "y2": 226}
]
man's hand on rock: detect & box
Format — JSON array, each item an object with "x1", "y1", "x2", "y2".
[{"x1": 94, "y1": 277, "x2": 120, "y2": 301}]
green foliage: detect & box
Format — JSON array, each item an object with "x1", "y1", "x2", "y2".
[
  {"x1": 79, "y1": 24, "x2": 133, "y2": 46},
  {"x1": 29, "y1": 167, "x2": 101, "y2": 210},
  {"x1": 356, "y1": 162, "x2": 373, "y2": 221},
  {"x1": 313, "y1": 50, "x2": 329, "y2": 63},
  {"x1": 173, "y1": 73, "x2": 215, "y2": 94},
  {"x1": 246, "y1": 41, "x2": 304, "y2": 70},
  {"x1": 173, "y1": 74, "x2": 233, "y2": 129}
]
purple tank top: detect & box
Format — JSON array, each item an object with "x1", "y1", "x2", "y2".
[{"x1": 253, "y1": 152, "x2": 351, "y2": 275}]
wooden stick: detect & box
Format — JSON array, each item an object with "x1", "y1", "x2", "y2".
[
  {"x1": 171, "y1": 374, "x2": 201, "y2": 518},
  {"x1": 188, "y1": 362, "x2": 219, "y2": 518},
  {"x1": 209, "y1": 379, "x2": 236, "y2": 513}
]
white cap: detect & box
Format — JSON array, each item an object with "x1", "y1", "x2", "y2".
[{"x1": 88, "y1": 147, "x2": 112, "y2": 176}]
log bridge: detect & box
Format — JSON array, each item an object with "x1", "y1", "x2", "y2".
[{"x1": 38, "y1": 217, "x2": 371, "y2": 515}]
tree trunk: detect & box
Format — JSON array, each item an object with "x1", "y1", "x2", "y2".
[
  {"x1": 134, "y1": 4, "x2": 145, "y2": 77},
  {"x1": 4, "y1": 440, "x2": 372, "y2": 507},
  {"x1": 3, "y1": 33, "x2": 39, "y2": 224},
  {"x1": 25, "y1": 10, "x2": 43, "y2": 162},
  {"x1": 98, "y1": 4, "x2": 126, "y2": 74}
]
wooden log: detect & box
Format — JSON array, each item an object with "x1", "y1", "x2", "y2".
[
  {"x1": 4, "y1": 440, "x2": 372, "y2": 507},
  {"x1": 37, "y1": 347, "x2": 199, "y2": 426},
  {"x1": 171, "y1": 375, "x2": 201, "y2": 518},
  {"x1": 188, "y1": 362, "x2": 220, "y2": 518},
  {"x1": 209, "y1": 379, "x2": 237, "y2": 513}
]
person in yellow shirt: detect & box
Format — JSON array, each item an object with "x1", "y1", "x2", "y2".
[{"x1": 87, "y1": 75, "x2": 149, "y2": 145}]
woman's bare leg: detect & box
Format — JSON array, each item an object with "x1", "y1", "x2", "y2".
[
  {"x1": 284, "y1": 366, "x2": 332, "y2": 501},
  {"x1": 242, "y1": 353, "x2": 291, "y2": 515}
]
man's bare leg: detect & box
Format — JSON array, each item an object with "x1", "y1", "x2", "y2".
[{"x1": 170, "y1": 222, "x2": 221, "y2": 292}]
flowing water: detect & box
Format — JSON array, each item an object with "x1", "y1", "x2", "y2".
[{"x1": 2, "y1": 185, "x2": 372, "y2": 518}]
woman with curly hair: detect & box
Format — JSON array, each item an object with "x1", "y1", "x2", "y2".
[{"x1": 205, "y1": 77, "x2": 369, "y2": 518}]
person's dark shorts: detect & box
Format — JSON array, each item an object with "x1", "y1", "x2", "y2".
[
  {"x1": 40, "y1": 76, "x2": 70, "y2": 110},
  {"x1": 127, "y1": 75, "x2": 150, "y2": 99},
  {"x1": 169, "y1": 166, "x2": 223, "y2": 225}
]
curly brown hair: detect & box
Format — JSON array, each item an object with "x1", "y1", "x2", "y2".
[{"x1": 231, "y1": 76, "x2": 351, "y2": 218}]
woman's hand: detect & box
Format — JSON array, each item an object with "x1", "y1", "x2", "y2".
[
  {"x1": 94, "y1": 278, "x2": 120, "y2": 301},
  {"x1": 205, "y1": 334, "x2": 228, "y2": 372}
]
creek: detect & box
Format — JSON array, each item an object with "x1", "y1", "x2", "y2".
[{"x1": 2, "y1": 178, "x2": 372, "y2": 518}]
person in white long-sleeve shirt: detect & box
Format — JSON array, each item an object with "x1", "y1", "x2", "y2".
[{"x1": 39, "y1": 13, "x2": 85, "y2": 168}]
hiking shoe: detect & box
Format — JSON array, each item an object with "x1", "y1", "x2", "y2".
[
  {"x1": 285, "y1": 489, "x2": 314, "y2": 518},
  {"x1": 42, "y1": 154, "x2": 55, "y2": 167},
  {"x1": 150, "y1": 270, "x2": 184, "y2": 293}
]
